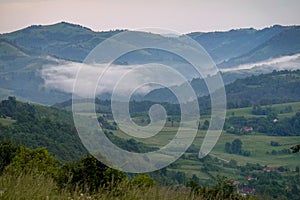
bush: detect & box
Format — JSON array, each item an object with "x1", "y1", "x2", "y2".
[
  {"x1": 57, "y1": 155, "x2": 127, "y2": 192},
  {"x1": 5, "y1": 146, "x2": 59, "y2": 177},
  {"x1": 131, "y1": 174, "x2": 154, "y2": 188},
  {"x1": 0, "y1": 141, "x2": 17, "y2": 174}
]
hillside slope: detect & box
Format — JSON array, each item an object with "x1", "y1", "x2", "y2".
[
  {"x1": 188, "y1": 25, "x2": 286, "y2": 63},
  {"x1": 219, "y1": 26, "x2": 300, "y2": 68},
  {"x1": 0, "y1": 22, "x2": 299, "y2": 105}
]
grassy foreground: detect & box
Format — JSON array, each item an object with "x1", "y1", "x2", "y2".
[{"x1": 0, "y1": 173, "x2": 253, "y2": 200}]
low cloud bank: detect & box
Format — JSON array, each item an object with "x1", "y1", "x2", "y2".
[
  {"x1": 220, "y1": 53, "x2": 300, "y2": 72},
  {"x1": 40, "y1": 61, "x2": 186, "y2": 98}
]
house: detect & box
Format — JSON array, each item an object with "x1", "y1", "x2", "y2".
[
  {"x1": 262, "y1": 167, "x2": 278, "y2": 172},
  {"x1": 238, "y1": 186, "x2": 256, "y2": 195},
  {"x1": 246, "y1": 176, "x2": 257, "y2": 181},
  {"x1": 241, "y1": 126, "x2": 253, "y2": 132}
]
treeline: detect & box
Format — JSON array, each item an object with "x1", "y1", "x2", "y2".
[
  {"x1": 0, "y1": 141, "x2": 153, "y2": 192},
  {"x1": 0, "y1": 141, "x2": 256, "y2": 199},
  {"x1": 225, "y1": 139, "x2": 251, "y2": 157},
  {"x1": 226, "y1": 70, "x2": 300, "y2": 109},
  {"x1": 0, "y1": 97, "x2": 161, "y2": 161},
  {"x1": 225, "y1": 111, "x2": 300, "y2": 136},
  {"x1": 0, "y1": 97, "x2": 86, "y2": 161}
]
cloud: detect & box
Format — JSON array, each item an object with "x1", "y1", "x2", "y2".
[
  {"x1": 220, "y1": 53, "x2": 300, "y2": 72},
  {"x1": 40, "y1": 61, "x2": 186, "y2": 98}
]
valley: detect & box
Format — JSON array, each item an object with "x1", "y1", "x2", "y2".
[{"x1": 1, "y1": 22, "x2": 300, "y2": 199}]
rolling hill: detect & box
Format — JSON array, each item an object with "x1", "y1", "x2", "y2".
[
  {"x1": 219, "y1": 26, "x2": 300, "y2": 68},
  {"x1": 0, "y1": 22, "x2": 300, "y2": 105},
  {"x1": 188, "y1": 25, "x2": 287, "y2": 64}
]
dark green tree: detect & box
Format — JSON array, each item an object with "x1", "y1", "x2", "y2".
[
  {"x1": 231, "y1": 139, "x2": 242, "y2": 154},
  {"x1": 0, "y1": 141, "x2": 17, "y2": 174},
  {"x1": 57, "y1": 154, "x2": 126, "y2": 192},
  {"x1": 5, "y1": 146, "x2": 59, "y2": 176},
  {"x1": 291, "y1": 144, "x2": 300, "y2": 153}
]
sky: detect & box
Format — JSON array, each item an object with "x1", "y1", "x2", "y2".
[{"x1": 0, "y1": 0, "x2": 300, "y2": 34}]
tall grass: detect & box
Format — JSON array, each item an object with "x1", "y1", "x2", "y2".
[
  {"x1": 0, "y1": 173, "x2": 258, "y2": 199},
  {"x1": 0, "y1": 173, "x2": 211, "y2": 200}
]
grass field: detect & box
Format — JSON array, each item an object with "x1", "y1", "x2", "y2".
[
  {"x1": 208, "y1": 133, "x2": 300, "y2": 167},
  {"x1": 107, "y1": 101, "x2": 300, "y2": 181},
  {"x1": 0, "y1": 117, "x2": 16, "y2": 126},
  {"x1": 225, "y1": 101, "x2": 300, "y2": 119}
]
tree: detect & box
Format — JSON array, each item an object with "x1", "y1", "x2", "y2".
[
  {"x1": 291, "y1": 144, "x2": 300, "y2": 153},
  {"x1": 224, "y1": 139, "x2": 250, "y2": 156},
  {"x1": 231, "y1": 139, "x2": 242, "y2": 154},
  {"x1": 187, "y1": 175, "x2": 252, "y2": 199},
  {"x1": 225, "y1": 142, "x2": 232, "y2": 153},
  {"x1": 201, "y1": 120, "x2": 209, "y2": 130},
  {"x1": 0, "y1": 96, "x2": 17, "y2": 118},
  {"x1": 131, "y1": 174, "x2": 154, "y2": 188},
  {"x1": 57, "y1": 154, "x2": 126, "y2": 191},
  {"x1": 5, "y1": 146, "x2": 59, "y2": 176},
  {"x1": 0, "y1": 141, "x2": 17, "y2": 174}
]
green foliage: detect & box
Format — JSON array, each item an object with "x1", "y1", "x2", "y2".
[
  {"x1": 252, "y1": 105, "x2": 276, "y2": 116},
  {"x1": 225, "y1": 139, "x2": 242, "y2": 154},
  {"x1": 270, "y1": 141, "x2": 281, "y2": 146},
  {"x1": 0, "y1": 97, "x2": 87, "y2": 161},
  {"x1": 5, "y1": 146, "x2": 59, "y2": 177},
  {"x1": 291, "y1": 144, "x2": 300, "y2": 153},
  {"x1": 0, "y1": 140, "x2": 17, "y2": 174},
  {"x1": 57, "y1": 154, "x2": 127, "y2": 192},
  {"x1": 0, "y1": 173, "x2": 59, "y2": 199},
  {"x1": 226, "y1": 110, "x2": 300, "y2": 136},
  {"x1": 225, "y1": 70, "x2": 300, "y2": 108},
  {"x1": 97, "y1": 116, "x2": 117, "y2": 130},
  {"x1": 104, "y1": 168, "x2": 127, "y2": 188},
  {"x1": 0, "y1": 172, "x2": 258, "y2": 200},
  {"x1": 188, "y1": 175, "x2": 255, "y2": 200},
  {"x1": 105, "y1": 131, "x2": 158, "y2": 153},
  {"x1": 199, "y1": 120, "x2": 210, "y2": 130},
  {"x1": 131, "y1": 174, "x2": 154, "y2": 188},
  {"x1": 0, "y1": 96, "x2": 17, "y2": 118},
  {"x1": 0, "y1": 143, "x2": 261, "y2": 199},
  {"x1": 225, "y1": 139, "x2": 251, "y2": 157},
  {"x1": 266, "y1": 148, "x2": 291, "y2": 155}
]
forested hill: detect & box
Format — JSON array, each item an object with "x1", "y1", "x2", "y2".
[
  {"x1": 0, "y1": 97, "x2": 86, "y2": 161},
  {"x1": 1, "y1": 22, "x2": 300, "y2": 105},
  {"x1": 219, "y1": 26, "x2": 300, "y2": 68},
  {"x1": 225, "y1": 70, "x2": 300, "y2": 108},
  {"x1": 54, "y1": 70, "x2": 300, "y2": 112},
  {"x1": 0, "y1": 97, "x2": 159, "y2": 161}
]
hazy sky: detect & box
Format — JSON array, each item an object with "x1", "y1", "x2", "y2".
[{"x1": 0, "y1": 0, "x2": 300, "y2": 34}]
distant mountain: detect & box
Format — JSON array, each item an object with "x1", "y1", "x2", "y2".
[
  {"x1": 143, "y1": 69, "x2": 300, "y2": 104},
  {"x1": 219, "y1": 26, "x2": 300, "y2": 68},
  {"x1": 0, "y1": 40, "x2": 29, "y2": 60},
  {"x1": 0, "y1": 22, "x2": 125, "y2": 104},
  {"x1": 0, "y1": 22, "x2": 123, "y2": 62},
  {"x1": 188, "y1": 25, "x2": 287, "y2": 64},
  {"x1": 0, "y1": 22, "x2": 299, "y2": 105}
]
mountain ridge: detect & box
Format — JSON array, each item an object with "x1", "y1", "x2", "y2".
[
  {"x1": 219, "y1": 26, "x2": 300, "y2": 68},
  {"x1": 0, "y1": 22, "x2": 299, "y2": 105}
]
